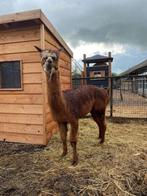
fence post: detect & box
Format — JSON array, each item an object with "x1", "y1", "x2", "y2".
[
  {"x1": 110, "y1": 77, "x2": 113, "y2": 117},
  {"x1": 143, "y1": 78, "x2": 145, "y2": 97},
  {"x1": 120, "y1": 78, "x2": 123, "y2": 101}
]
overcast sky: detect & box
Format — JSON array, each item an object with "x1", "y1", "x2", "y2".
[{"x1": 0, "y1": 0, "x2": 147, "y2": 73}]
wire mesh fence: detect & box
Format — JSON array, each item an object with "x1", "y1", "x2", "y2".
[{"x1": 72, "y1": 75, "x2": 147, "y2": 119}]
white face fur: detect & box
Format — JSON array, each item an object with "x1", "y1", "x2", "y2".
[{"x1": 41, "y1": 50, "x2": 58, "y2": 73}]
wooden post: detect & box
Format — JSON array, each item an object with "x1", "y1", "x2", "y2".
[
  {"x1": 83, "y1": 54, "x2": 87, "y2": 85},
  {"x1": 81, "y1": 71, "x2": 85, "y2": 85},
  {"x1": 40, "y1": 24, "x2": 47, "y2": 145},
  {"x1": 108, "y1": 51, "x2": 112, "y2": 88},
  {"x1": 83, "y1": 54, "x2": 86, "y2": 77},
  {"x1": 110, "y1": 77, "x2": 113, "y2": 117}
]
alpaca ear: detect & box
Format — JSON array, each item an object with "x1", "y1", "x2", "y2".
[{"x1": 34, "y1": 46, "x2": 42, "y2": 53}]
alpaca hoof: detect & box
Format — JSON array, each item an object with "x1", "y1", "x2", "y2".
[
  {"x1": 61, "y1": 152, "x2": 67, "y2": 157},
  {"x1": 100, "y1": 140, "x2": 104, "y2": 144},
  {"x1": 71, "y1": 158, "x2": 78, "y2": 166},
  {"x1": 98, "y1": 138, "x2": 104, "y2": 144}
]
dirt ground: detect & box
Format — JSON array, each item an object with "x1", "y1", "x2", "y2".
[{"x1": 0, "y1": 119, "x2": 147, "y2": 196}]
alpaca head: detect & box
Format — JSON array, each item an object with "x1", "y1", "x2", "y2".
[{"x1": 34, "y1": 46, "x2": 61, "y2": 76}]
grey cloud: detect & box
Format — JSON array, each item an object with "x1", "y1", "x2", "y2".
[
  {"x1": 0, "y1": 0, "x2": 147, "y2": 48},
  {"x1": 56, "y1": 0, "x2": 147, "y2": 48}
]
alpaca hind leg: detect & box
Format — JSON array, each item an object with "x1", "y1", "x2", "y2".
[
  {"x1": 59, "y1": 123, "x2": 68, "y2": 157},
  {"x1": 98, "y1": 113, "x2": 106, "y2": 143},
  {"x1": 91, "y1": 111, "x2": 106, "y2": 143},
  {"x1": 70, "y1": 122, "x2": 79, "y2": 165}
]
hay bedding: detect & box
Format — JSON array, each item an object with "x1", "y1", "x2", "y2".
[{"x1": 0, "y1": 119, "x2": 147, "y2": 196}]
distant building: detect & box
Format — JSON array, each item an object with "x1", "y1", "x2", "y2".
[
  {"x1": 120, "y1": 60, "x2": 147, "y2": 97},
  {"x1": 120, "y1": 59, "x2": 147, "y2": 76},
  {"x1": 82, "y1": 52, "x2": 113, "y2": 89}
]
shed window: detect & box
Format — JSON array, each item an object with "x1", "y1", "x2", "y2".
[
  {"x1": 90, "y1": 70, "x2": 105, "y2": 80},
  {"x1": 94, "y1": 71, "x2": 102, "y2": 77},
  {"x1": 0, "y1": 61, "x2": 21, "y2": 89}
]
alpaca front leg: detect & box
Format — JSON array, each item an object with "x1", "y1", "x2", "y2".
[
  {"x1": 70, "y1": 122, "x2": 78, "y2": 165},
  {"x1": 59, "y1": 123, "x2": 68, "y2": 157}
]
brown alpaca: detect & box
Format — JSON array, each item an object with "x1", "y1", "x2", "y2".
[{"x1": 35, "y1": 46, "x2": 109, "y2": 165}]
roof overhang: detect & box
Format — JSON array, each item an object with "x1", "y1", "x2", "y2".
[
  {"x1": 0, "y1": 9, "x2": 73, "y2": 57},
  {"x1": 82, "y1": 55, "x2": 113, "y2": 64},
  {"x1": 120, "y1": 59, "x2": 147, "y2": 76},
  {"x1": 82, "y1": 58, "x2": 113, "y2": 64}
]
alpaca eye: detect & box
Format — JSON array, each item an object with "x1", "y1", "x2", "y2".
[
  {"x1": 42, "y1": 57, "x2": 47, "y2": 64},
  {"x1": 52, "y1": 56, "x2": 56, "y2": 60}
]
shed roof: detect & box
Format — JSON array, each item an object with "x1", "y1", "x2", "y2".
[
  {"x1": 82, "y1": 54, "x2": 113, "y2": 63},
  {"x1": 0, "y1": 9, "x2": 73, "y2": 57},
  {"x1": 120, "y1": 59, "x2": 147, "y2": 76}
]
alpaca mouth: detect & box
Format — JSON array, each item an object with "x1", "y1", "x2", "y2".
[
  {"x1": 43, "y1": 62, "x2": 57, "y2": 76},
  {"x1": 43, "y1": 62, "x2": 52, "y2": 73}
]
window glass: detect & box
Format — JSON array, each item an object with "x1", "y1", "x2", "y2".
[{"x1": 0, "y1": 61, "x2": 21, "y2": 89}]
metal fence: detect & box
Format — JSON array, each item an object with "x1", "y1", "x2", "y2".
[{"x1": 72, "y1": 75, "x2": 147, "y2": 119}]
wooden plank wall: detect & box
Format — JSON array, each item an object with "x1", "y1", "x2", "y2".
[
  {"x1": 44, "y1": 28, "x2": 71, "y2": 141},
  {"x1": 0, "y1": 25, "x2": 44, "y2": 144}
]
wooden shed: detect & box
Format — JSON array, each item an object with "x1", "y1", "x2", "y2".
[{"x1": 0, "y1": 9, "x2": 73, "y2": 145}]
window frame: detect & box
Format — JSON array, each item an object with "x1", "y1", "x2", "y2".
[{"x1": 0, "y1": 60, "x2": 23, "y2": 91}]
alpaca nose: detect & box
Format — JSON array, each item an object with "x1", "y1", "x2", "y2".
[{"x1": 47, "y1": 57, "x2": 53, "y2": 63}]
